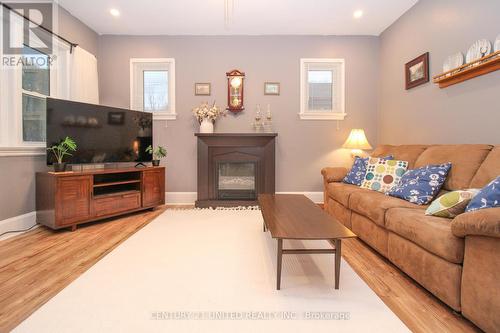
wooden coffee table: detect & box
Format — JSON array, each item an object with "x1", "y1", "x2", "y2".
[{"x1": 258, "y1": 194, "x2": 357, "y2": 290}]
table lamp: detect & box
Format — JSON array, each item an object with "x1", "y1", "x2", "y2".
[{"x1": 342, "y1": 129, "x2": 372, "y2": 157}]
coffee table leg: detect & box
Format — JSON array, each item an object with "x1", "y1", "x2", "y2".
[
  {"x1": 263, "y1": 221, "x2": 266, "y2": 232},
  {"x1": 277, "y1": 239, "x2": 283, "y2": 290},
  {"x1": 334, "y1": 239, "x2": 342, "y2": 289}
]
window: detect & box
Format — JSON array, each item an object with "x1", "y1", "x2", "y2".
[
  {"x1": 143, "y1": 71, "x2": 168, "y2": 111},
  {"x1": 22, "y1": 45, "x2": 50, "y2": 142},
  {"x1": 0, "y1": 8, "x2": 72, "y2": 156},
  {"x1": 299, "y1": 58, "x2": 346, "y2": 120},
  {"x1": 130, "y1": 59, "x2": 176, "y2": 120}
]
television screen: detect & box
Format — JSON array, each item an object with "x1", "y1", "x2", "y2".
[{"x1": 46, "y1": 98, "x2": 153, "y2": 165}]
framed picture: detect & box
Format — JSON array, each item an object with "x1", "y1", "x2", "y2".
[
  {"x1": 405, "y1": 52, "x2": 429, "y2": 90},
  {"x1": 195, "y1": 83, "x2": 211, "y2": 96},
  {"x1": 108, "y1": 112, "x2": 125, "y2": 125},
  {"x1": 264, "y1": 82, "x2": 280, "y2": 95}
]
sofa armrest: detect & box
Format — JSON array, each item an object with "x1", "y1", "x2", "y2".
[
  {"x1": 451, "y1": 207, "x2": 500, "y2": 238},
  {"x1": 321, "y1": 167, "x2": 348, "y2": 183}
]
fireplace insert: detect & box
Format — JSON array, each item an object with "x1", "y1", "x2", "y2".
[{"x1": 217, "y1": 162, "x2": 256, "y2": 200}]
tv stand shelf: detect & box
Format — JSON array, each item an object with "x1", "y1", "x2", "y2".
[
  {"x1": 36, "y1": 166, "x2": 165, "y2": 231},
  {"x1": 93, "y1": 179, "x2": 142, "y2": 188}
]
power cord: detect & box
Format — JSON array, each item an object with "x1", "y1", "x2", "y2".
[{"x1": 0, "y1": 223, "x2": 39, "y2": 238}]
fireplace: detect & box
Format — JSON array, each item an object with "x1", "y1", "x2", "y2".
[
  {"x1": 217, "y1": 162, "x2": 256, "y2": 200},
  {"x1": 195, "y1": 133, "x2": 277, "y2": 207}
]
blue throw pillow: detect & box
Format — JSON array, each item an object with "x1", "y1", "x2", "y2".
[
  {"x1": 465, "y1": 176, "x2": 500, "y2": 212},
  {"x1": 387, "y1": 163, "x2": 452, "y2": 205},
  {"x1": 343, "y1": 155, "x2": 393, "y2": 186}
]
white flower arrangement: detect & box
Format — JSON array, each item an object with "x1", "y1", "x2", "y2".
[{"x1": 192, "y1": 101, "x2": 226, "y2": 123}]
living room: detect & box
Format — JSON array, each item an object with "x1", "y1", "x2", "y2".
[{"x1": 0, "y1": 0, "x2": 499, "y2": 332}]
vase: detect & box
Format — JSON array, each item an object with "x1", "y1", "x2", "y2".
[
  {"x1": 53, "y1": 162, "x2": 67, "y2": 172},
  {"x1": 199, "y1": 118, "x2": 214, "y2": 133}
]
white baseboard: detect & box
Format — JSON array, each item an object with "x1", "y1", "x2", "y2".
[
  {"x1": 165, "y1": 191, "x2": 323, "y2": 205},
  {"x1": 0, "y1": 211, "x2": 38, "y2": 241}
]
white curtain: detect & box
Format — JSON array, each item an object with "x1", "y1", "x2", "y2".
[{"x1": 70, "y1": 47, "x2": 99, "y2": 104}]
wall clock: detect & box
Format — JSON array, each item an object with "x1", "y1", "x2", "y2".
[{"x1": 226, "y1": 69, "x2": 245, "y2": 113}]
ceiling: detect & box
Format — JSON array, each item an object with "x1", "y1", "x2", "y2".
[{"x1": 58, "y1": 0, "x2": 418, "y2": 36}]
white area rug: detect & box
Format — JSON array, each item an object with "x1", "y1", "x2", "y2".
[{"x1": 15, "y1": 209, "x2": 409, "y2": 332}]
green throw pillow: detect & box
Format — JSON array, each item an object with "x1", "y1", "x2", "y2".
[{"x1": 425, "y1": 189, "x2": 480, "y2": 218}]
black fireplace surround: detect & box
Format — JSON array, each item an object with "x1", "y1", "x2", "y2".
[{"x1": 195, "y1": 133, "x2": 277, "y2": 208}]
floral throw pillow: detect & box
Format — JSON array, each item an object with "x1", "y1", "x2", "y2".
[
  {"x1": 387, "y1": 163, "x2": 452, "y2": 205},
  {"x1": 426, "y1": 189, "x2": 480, "y2": 218},
  {"x1": 343, "y1": 155, "x2": 393, "y2": 186},
  {"x1": 465, "y1": 176, "x2": 500, "y2": 212},
  {"x1": 360, "y1": 158, "x2": 408, "y2": 193}
]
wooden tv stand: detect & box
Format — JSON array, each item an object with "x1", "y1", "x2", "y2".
[{"x1": 36, "y1": 166, "x2": 165, "y2": 231}]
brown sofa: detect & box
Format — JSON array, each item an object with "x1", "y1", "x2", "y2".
[{"x1": 322, "y1": 144, "x2": 500, "y2": 333}]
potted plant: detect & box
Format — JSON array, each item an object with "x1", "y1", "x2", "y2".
[
  {"x1": 146, "y1": 145, "x2": 167, "y2": 166},
  {"x1": 47, "y1": 136, "x2": 77, "y2": 172},
  {"x1": 192, "y1": 101, "x2": 226, "y2": 133}
]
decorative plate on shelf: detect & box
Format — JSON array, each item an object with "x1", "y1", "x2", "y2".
[
  {"x1": 495, "y1": 35, "x2": 500, "y2": 52},
  {"x1": 443, "y1": 52, "x2": 464, "y2": 72},
  {"x1": 466, "y1": 39, "x2": 492, "y2": 63}
]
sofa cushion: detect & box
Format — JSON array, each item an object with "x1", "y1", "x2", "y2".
[
  {"x1": 360, "y1": 158, "x2": 408, "y2": 193},
  {"x1": 343, "y1": 155, "x2": 393, "y2": 186},
  {"x1": 327, "y1": 182, "x2": 368, "y2": 207},
  {"x1": 470, "y1": 145, "x2": 500, "y2": 188},
  {"x1": 465, "y1": 176, "x2": 500, "y2": 212},
  {"x1": 414, "y1": 144, "x2": 492, "y2": 191},
  {"x1": 371, "y1": 144, "x2": 428, "y2": 169},
  {"x1": 387, "y1": 162, "x2": 451, "y2": 205},
  {"x1": 386, "y1": 208, "x2": 464, "y2": 264},
  {"x1": 425, "y1": 189, "x2": 480, "y2": 218},
  {"x1": 342, "y1": 156, "x2": 370, "y2": 186},
  {"x1": 349, "y1": 190, "x2": 423, "y2": 227}
]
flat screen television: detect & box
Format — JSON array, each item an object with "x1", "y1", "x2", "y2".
[{"x1": 46, "y1": 98, "x2": 153, "y2": 165}]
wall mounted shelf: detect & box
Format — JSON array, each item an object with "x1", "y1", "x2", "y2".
[{"x1": 433, "y1": 51, "x2": 500, "y2": 88}]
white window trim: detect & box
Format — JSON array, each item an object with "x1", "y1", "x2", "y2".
[
  {"x1": 0, "y1": 146, "x2": 45, "y2": 157},
  {"x1": 299, "y1": 58, "x2": 346, "y2": 120},
  {"x1": 129, "y1": 58, "x2": 176, "y2": 120}
]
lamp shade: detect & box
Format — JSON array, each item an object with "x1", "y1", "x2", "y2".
[{"x1": 342, "y1": 129, "x2": 372, "y2": 150}]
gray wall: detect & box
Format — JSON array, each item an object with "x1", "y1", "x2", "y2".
[
  {"x1": 0, "y1": 7, "x2": 99, "y2": 221},
  {"x1": 378, "y1": 0, "x2": 500, "y2": 144},
  {"x1": 57, "y1": 6, "x2": 99, "y2": 55},
  {"x1": 98, "y1": 36, "x2": 380, "y2": 192},
  {"x1": 0, "y1": 157, "x2": 47, "y2": 221}
]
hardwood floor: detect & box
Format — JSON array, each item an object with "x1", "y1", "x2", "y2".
[
  {"x1": 0, "y1": 207, "x2": 166, "y2": 333},
  {"x1": 0, "y1": 205, "x2": 479, "y2": 333}
]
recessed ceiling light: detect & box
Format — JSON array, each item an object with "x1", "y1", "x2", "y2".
[
  {"x1": 110, "y1": 8, "x2": 120, "y2": 17},
  {"x1": 353, "y1": 10, "x2": 363, "y2": 19}
]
